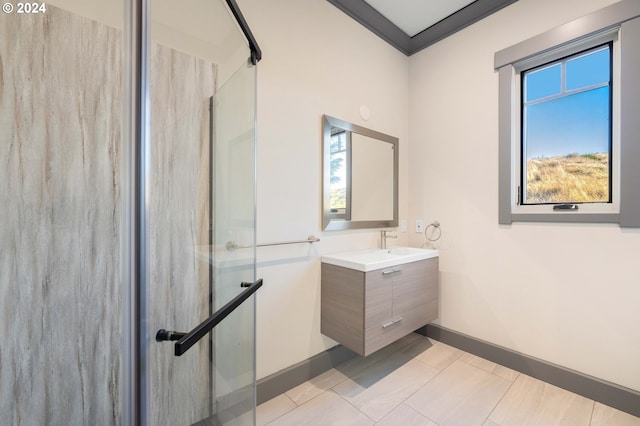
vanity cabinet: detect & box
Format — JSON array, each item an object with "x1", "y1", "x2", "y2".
[{"x1": 321, "y1": 257, "x2": 438, "y2": 356}]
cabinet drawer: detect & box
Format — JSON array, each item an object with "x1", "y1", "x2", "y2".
[{"x1": 363, "y1": 302, "x2": 432, "y2": 356}]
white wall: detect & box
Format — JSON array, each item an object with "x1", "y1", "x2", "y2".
[
  {"x1": 239, "y1": 0, "x2": 410, "y2": 379},
  {"x1": 240, "y1": 0, "x2": 640, "y2": 393},
  {"x1": 408, "y1": 0, "x2": 640, "y2": 392}
]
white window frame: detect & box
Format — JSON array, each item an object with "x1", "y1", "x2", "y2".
[{"x1": 495, "y1": 0, "x2": 640, "y2": 226}]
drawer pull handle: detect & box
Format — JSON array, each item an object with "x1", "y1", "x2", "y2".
[
  {"x1": 381, "y1": 317, "x2": 404, "y2": 328},
  {"x1": 382, "y1": 268, "x2": 402, "y2": 275}
]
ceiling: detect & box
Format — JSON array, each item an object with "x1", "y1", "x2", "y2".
[
  {"x1": 363, "y1": 0, "x2": 477, "y2": 37},
  {"x1": 327, "y1": 0, "x2": 518, "y2": 56}
]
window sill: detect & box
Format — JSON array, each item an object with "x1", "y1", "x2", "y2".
[{"x1": 508, "y1": 212, "x2": 620, "y2": 224}]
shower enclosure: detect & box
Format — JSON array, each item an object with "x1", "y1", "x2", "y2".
[{"x1": 0, "y1": 0, "x2": 261, "y2": 424}]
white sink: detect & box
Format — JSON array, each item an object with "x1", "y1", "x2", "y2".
[{"x1": 322, "y1": 247, "x2": 439, "y2": 272}]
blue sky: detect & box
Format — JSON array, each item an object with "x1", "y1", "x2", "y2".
[{"x1": 523, "y1": 46, "x2": 610, "y2": 160}]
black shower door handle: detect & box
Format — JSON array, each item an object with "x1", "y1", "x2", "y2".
[{"x1": 156, "y1": 278, "x2": 263, "y2": 356}]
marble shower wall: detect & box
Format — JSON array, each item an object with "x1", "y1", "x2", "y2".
[
  {"x1": 148, "y1": 44, "x2": 216, "y2": 425},
  {"x1": 0, "y1": 5, "x2": 217, "y2": 425},
  {"x1": 0, "y1": 7, "x2": 123, "y2": 425}
]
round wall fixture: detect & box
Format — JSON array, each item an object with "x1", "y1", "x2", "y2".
[{"x1": 359, "y1": 105, "x2": 371, "y2": 121}]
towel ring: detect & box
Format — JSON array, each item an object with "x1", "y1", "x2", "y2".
[{"x1": 425, "y1": 221, "x2": 441, "y2": 242}]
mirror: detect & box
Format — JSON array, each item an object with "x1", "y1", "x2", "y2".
[{"x1": 323, "y1": 115, "x2": 398, "y2": 231}]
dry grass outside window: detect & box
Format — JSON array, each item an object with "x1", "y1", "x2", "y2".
[{"x1": 525, "y1": 153, "x2": 609, "y2": 204}]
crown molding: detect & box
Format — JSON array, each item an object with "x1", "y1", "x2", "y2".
[{"x1": 327, "y1": 0, "x2": 519, "y2": 56}]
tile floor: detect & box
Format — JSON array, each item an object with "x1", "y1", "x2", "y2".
[{"x1": 257, "y1": 333, "x2": 640, "y2": 426}]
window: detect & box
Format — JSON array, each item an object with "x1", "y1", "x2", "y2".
[
  {"x1": 495, "y1": 0, "x2": 640, "y2": 226},
  {"x1": 521, "y1": 44, "x2": 612, "y2": 206},
  {"x1": 329, "y1": 128, "x2": 351, "y2": 220}
]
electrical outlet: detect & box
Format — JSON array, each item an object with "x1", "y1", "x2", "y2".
[{"x1": 415, "y1": 219, "x2": 424, "y2": 233}]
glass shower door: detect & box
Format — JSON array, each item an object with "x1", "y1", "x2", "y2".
[
  {"x1": 146, "y1": 1, "x2": 259, "y2": 425},
  {"x1": 209, "y1": 59, "x2": 258, "y2": 426}
]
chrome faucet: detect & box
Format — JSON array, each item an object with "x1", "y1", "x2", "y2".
[{"x1": 381, "y1": 230, "x2": 397, "y2": 250}]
